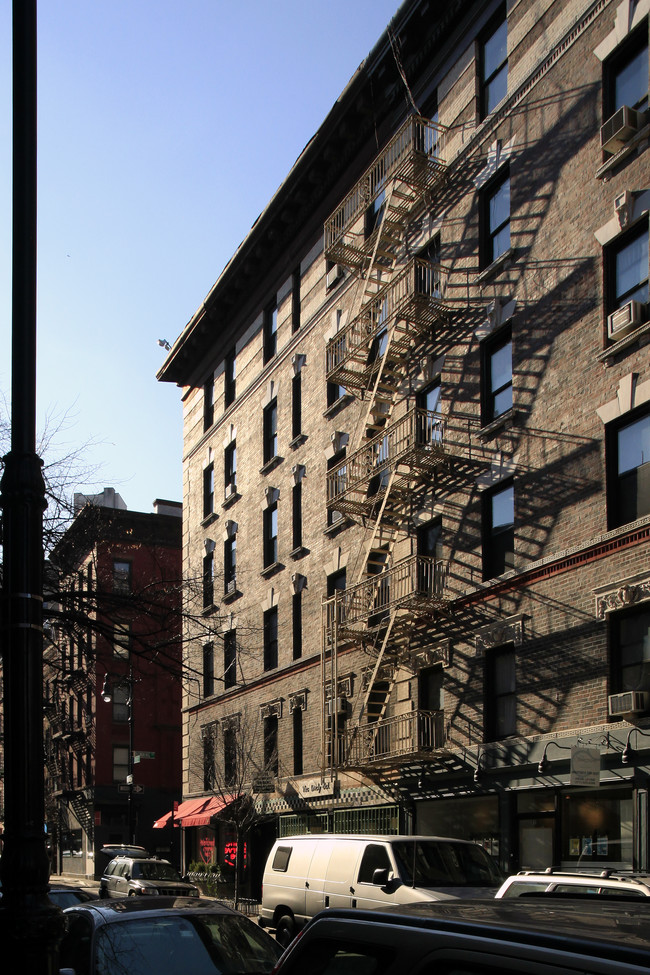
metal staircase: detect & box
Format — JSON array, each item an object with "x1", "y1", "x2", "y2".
[{"x1": 321, "y1": 115, "x2": 454, "y2": 777}]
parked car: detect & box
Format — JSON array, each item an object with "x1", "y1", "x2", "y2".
[
  {"x1": 59, "y1": 896, "x2": 283, "y2": 975},
  {"x1": 260, "y1": 833, "x2": 503, "y2": 946},
  {"x1": 49, "y1": 886, "x2": 99, "y2": 909},
  {"x1": 99, "y1": 853, "x2": 199, "y2": 898},
  {"x1": 269, "y1": 898, "x2": 650, "y2": 975},
  {"x1": 495, "y1": 868, "x2": 650, "y2": 899}
]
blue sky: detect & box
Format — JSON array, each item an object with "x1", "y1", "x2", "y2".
[{"x1": 0, "y1": 0, "x2": 400, "y2": 514}]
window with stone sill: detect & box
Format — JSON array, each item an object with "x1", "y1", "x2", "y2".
[
  {"x1": 263, "y1": 501, "x2": 278, "y2": 568},
  {"x1": 203, "y1": 462, "x2": 215, "y2": 521},
  {"x1": 606, "y1": 220, "x2": 649, "y2": 316},
  {"x1": 480, "y1": 168, "x2": 510, "y2": 269},
  {"x1": 485, "y1": 643, "x2": 516, "y2": 741},
  {"x1": 224, "y1": 441, "x2": 237, "y2": 499},
  {"x1": 263, "y1": 606, "x2": 278, "y2": 672},
  {"x1": 609, "y1": 603, "x2": 650, "y2": 701},
  {"x1": 604, "y1": 22, "x2": 648, "y2": 122},
  {"x1": 264, "y1": 298, "x2": 278, "y2": 364},
  {"x1": 480, "y1": 5, "x2": 508, "y2": 120},
  {"x1": 607, "y1": 405, "x2": 650, "y2": 528},
  {"x1": 482, "y1": 480, "x2": 514, "y2": 580},
  {"x1": 481, "y1": 324, "x2": 513, "y2": 425},
  {"x1": 223, "y1": 629, "x2": 237, "y2": 690},
  {"x1": 203, "y1": 642, "x2": 214, "y2": 698},
  {"x1": 263, "y1": 399, "x2": 278, "y2": 465}
]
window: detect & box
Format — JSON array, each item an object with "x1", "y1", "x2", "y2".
[
  {"x1": 203, "y1": 463, "x2": 214, "y2": 520},
  {"x1": 417, "y1": 517, "x2": 443, "y2": 594},
  {"x1": 480, "y1": 6, "x2": 508, "y2": 118},
  {"x1": 612, "y1": 606, "x2": 650, "y2": 701},
  {"x1": 224, "y1": 535, "x2": 237, "y2": 592},
  {"x1": 203, "y1": 726, "x2": 215, "y2": 791},
  {"x1": 416, "y1": 235, "x2": 442, "y2": 297},
  {"x1": 112, "y1": 622, "x2": 131, "y2": 659},
  {"x1": 264, "y1": 299, "x2": 278, "y2": 363},
  {"x1": 203, "y1": 375, "x2": 214, "y2": 432},
  {"x1": 292, "y1": 482, "x2": 303, "y2": 551},
  {"x1": 112, "y1": 560, "x2": 131, "y2": 594},
  {"x1": 224, "y1": 350, "x2": 236, "y2": 407},
  {"x1": 264, "y1": 606, "x2": 278, "y2": 670},
  {"x1": 604, "y1": 25, "x2": 649, "y2": 119},
  {"x1": 264, "y1": 502, "x2": 278, "y2": 567},
  {"x1": 365, "y1": 179, "x2": 386, "y2": 239},
  {"x1": 293, "y1": 707, "x2": 303, "y2": 776},
  {"x1": 203, "y1": 642, "x2": 214, "y2": 698},
  {"x1": 264, "y1": 714, "x2": 279, "y2": 775},
  {"x1": 486, "y1": 644, "x2": 516, "y2": 740},
  {"x1": 607, "y1": 221, "x2": 649, "y2": 313},
  {"x1": 224, "y1": 630, "x2": 237, "y2": 690},
  {"x1": 482, "y1": 325, "x2": 513, "y2": 423},
  {"x1": 293, "y1": 590, "x2": 302, "y2": 660},
  {"x1": 112, "y1": 685, "x2": 129, "y2": 723},
  {"x1": 608, "y1": 407, "x2": 650, "y2": 527},
  {"x1": 416, "y1": 380, "x2": 442, "y2": 442},
  {"x1": 263, "y1": 400, "x2": 278, "y2": 464},
  {"x1": 327, "y1": 449, "x2": 346, "y2": 526},
  {"x1": 292, "y1": 372, "x2": 302, "y2": 440},
  {"x1": 292, "y1": 268, "x2": 301, "y2": 333},
  {"x1": 482, "y1": 481, "x2": 514, "y2": 579},
  {"x1": 327, "y1": 379, "x2": 347, "y2": 407},
  {"x1": 225, "y1": 441, "x2": 237, "y2": 497},
  {"x1": 481, "y1": 168, "x2": 510, "y2": 267},
  {"x1": 203, "y1": 550, "x2": 214, "y2": 609},
  {"x1": 224, "y1": 724, "x2": 237, "y2": 786},
  {"x1": 113, "y1": 745, "x2": 129, "y2": 783}
]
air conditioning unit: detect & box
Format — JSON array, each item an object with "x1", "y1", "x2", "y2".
[
  {"x1": 327, "y1": 264, "x2": 344, "y2": 289},
  {"x1": 224, "y1": 482, "x2": 236, "y2": 500},
  {"x1": 608, "y1": 691, "x2": 650, "y2": 717},
  {"x1": 226, "y1": 578, "x2": 237, "y2": 595},
  {"x1": 600, "y1": 106, "x2": 645, "y2": 153},
  {"x1": 607, "y1": 300, "x2": 646, "y2": 341},
  {"x1": 327, "y1": 697, "x2": 347, "y2": 716}
]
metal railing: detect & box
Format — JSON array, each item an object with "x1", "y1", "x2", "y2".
[
  {"x1": 323, "y1": 555, "x2": 448, "y2": 634},
  {"x1": 324, "y1": 115, "x2": 447, "y2": 257},
  {"x1": 346, "y1": 709, "x2": 445, "y2": 766},
  {"x1": 326, "y1": 258, "x2": 449, "y2": 383},
  {"x1": 326, "y1": 408, "x2": 445, "y2": 510}
]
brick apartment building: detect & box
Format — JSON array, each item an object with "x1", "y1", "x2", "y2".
[
  {"x1": 158, "y1": 0, "x2": 650, "y2": 890},
  {"x1": 44, "y1": 490, "x2": 183, "y2": 878}
]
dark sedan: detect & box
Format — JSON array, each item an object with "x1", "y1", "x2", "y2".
[{"x1": 59, "y1": 896, "x2": 283, "y2": 975}]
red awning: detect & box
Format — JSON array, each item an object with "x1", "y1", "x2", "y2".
[{"x1": 153, "y1": 796, "x2": 230, "y2": 829}]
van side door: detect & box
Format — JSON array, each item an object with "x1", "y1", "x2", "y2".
[{"x1": 323, "y1": 841, "x2": 363, "y2": 910}]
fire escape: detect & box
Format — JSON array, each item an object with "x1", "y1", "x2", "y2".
[
  {"x1": 44, "y1": 665, "x2": 95, "y2": 842},
  {"x1": 321, "y1": 115, "x2": 453, "y2": 777}
]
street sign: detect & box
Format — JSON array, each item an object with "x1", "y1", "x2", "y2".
[
  {"x1": 118, "y1": 784, "x2": 144, "y2": 794},
  {"x1": 134, "y1": 751, "x2": 155, "y2": 762}
]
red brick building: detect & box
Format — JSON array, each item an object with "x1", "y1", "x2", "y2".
[{"x1": 45, "y1": 492, "x2": 183, "y2": 878}]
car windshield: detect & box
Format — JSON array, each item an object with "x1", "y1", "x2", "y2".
[
  {"x1": 392, "y1": 840, "x2": 502, "y2": 887},
  {"x1": 95, "y1": 913, "x2": 283, "y2": 975},
  {"x1": 132, "y1": 862, "x2": 182, "y2": 881}
]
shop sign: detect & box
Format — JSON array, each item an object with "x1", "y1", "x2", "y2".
[
  {"x1": 570, "y1": 746, "x2": 600, "y2": 787},
  {"x1": 224, "y1": 839, "x2": 247, "y2": 867},
  {"x1": 200, "y1": 834, "x2": 216, "y2": 864},
  {"x1": 298, "y1": 776, "x2": 335, "y2": 798}
]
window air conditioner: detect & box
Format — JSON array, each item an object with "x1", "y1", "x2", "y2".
[
  {"x1": 327, "y1": 697, "x2": 346, "y2": 716},
  {"x1": 600, "y1": 106, "x2": 645, "y2": 153},
  {"x1": 226, "y1": 579, "x2": 237, "y2": 595},
  {"x1": 327, "y1": 264, "x2": 344, "y2": 289},
  {"x1": 608, "y1": 691, "x2": 650, "y2": 717},
  {"x1": 224, "y1": 482, "x2": 236, "y2": 500},
  {"x1": 607, "y1": 300, "x2": 646, "y2": 341}
]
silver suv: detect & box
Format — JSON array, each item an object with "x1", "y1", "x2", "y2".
[
  {"x1": 99, "y1": 855, "x2": 200, "y2": 899},
  {"x1": 495, "y1": 868, "x2": 650, "y2": 898}
]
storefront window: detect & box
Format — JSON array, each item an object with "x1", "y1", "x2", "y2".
[
  {"x1": 561, "y1": 787, "x2": 633, "y2": 869},
  {"x1": 417, "y1": 796, "x2": 500, "y2": 858}
]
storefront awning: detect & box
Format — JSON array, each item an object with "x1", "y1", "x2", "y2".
[{"x1": 153, "y1": 795, "x2": 230, "y2": 829}]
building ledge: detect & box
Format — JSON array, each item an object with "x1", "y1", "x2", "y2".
[
  {"x1": 260, "y1": 561, "x2": 283, "y2": 578},
  {"x1": 475, "y1": 247, "x2": 516, "y2": 285},
  {"x1": 260, "y1": 455, "x2": 283, "y2": 475},
  {"x1": 597, "y1": 319, "x2": 650, "y2": 366}
]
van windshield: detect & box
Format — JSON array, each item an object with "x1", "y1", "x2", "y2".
[{"x1": 392, "y1": 841, "x2": 502, "y2": 887}]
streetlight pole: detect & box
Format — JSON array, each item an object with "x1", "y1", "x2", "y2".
[{"x1": 0, "y1": 2, "x2": 65, "y2": 969}]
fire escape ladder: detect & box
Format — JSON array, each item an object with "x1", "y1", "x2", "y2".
[
  {"x1": 66, "y1": 790, "x2": 94, "y2": 841},
  {"x1": 346, "y1": 613, "x2": 398, "y2": 763}
]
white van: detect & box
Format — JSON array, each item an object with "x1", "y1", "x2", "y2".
[{"x1": 260, "y1": 834, "x2": 503, "y2": 946}]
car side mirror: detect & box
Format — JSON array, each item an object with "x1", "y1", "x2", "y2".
[{"x1": 372, "y1": 868, "x2": 390, "y2": 886}]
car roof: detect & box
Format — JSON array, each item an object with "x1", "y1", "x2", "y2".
[
  {"x1": 99, "y1": 844, "x2": 151, "y2": 859},
  {"x1": 64, "y1": 896, "x2": 240, "y2": 922},
  {"x1": 499, "y1": 871, "x2": 650, "y2": 890},
  {"x1": 277, "y1": 834, "x2": 485, "y2": 845},
  {"x1": 311, "y1": 898, "x2": 650, "y2": 956}
]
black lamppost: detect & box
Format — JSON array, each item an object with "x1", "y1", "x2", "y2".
[
  {"x1": 101, "y1": 663, "x2": 136, "y2": 845},
  {"x1": 0, "y1": 3, "x2": 65, "y2": 970}
]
